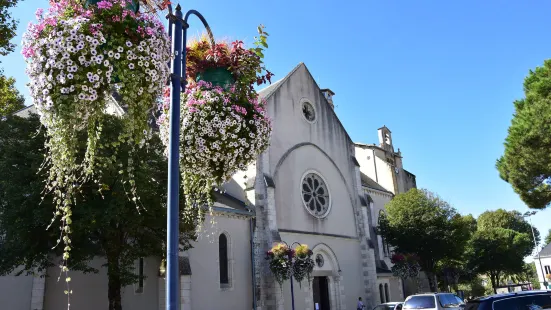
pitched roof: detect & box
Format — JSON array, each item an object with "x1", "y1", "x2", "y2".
[
  {"x1": 258, "y1": 62, "x2": 304, "y2": 100},
  {"x1": 360, "y1": 172, "x2": 393, "y2": 194},
  {"x1": 12, "y1": 105, "x2": 36, "y2": 117},
  {"x1": 212, "y1": 191, "x2": 254, "y2": 216},
  {"x1": 257, "y1": 62, "x2": 355, "y2": 145},
  {"x1": 538, "y1": 242, "x2": 551, "y2": 258}
]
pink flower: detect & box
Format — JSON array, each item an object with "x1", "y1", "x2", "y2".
[
  {"x1": 35, "y1": 8, "x2": 44, "y2": 20},
  {"x1": 22, "y1": 46, "x2": 35, "y2": 58},
  {"x1": 96, "y1": 1, "x2": 113, "y2": 9},
  {"x1": 45, "y1": 17, "x2": 57, "y2": 26}
]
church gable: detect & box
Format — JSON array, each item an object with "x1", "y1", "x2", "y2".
[
  {"x1": 257, "y1": 63, "x2": 361, "y2": 238},
  {"x1": 260, "y1": 63, "x2": 355, "y2": 178}
]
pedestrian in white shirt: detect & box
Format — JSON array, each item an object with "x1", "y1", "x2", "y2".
[{"x1": 357, "y1": 297, "x2": 365, "y2": 310}]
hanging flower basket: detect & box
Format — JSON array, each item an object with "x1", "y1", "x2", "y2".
[
  {"x1": 157, "y1": 26, "x2": 273, "y2": 216},
  {"x1": 86, "y1": 0, "x2": 140, "y2": 13},
  {"x1": 391, "y1": 253, "x2": 421, "y2": 279},
  {"x1": 292, "y1": 244, "x2": 315, "y2": 287},
  {"x1": 266, "y1": 243, "x2": 293, "y2": 288},
  {"x1": 195, "y1": 67, "x2": 234, "y2": 89},
  {"x1": 23, "y1": 0, "x2": 170, "y2": 274}
]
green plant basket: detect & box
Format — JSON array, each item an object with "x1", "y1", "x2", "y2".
[
  {"x1": 196, "y1": 67, "x2": 234, "y2": 89},
  {"x1": 85, "y1": 0, "x2": 140, "y2": 13}
]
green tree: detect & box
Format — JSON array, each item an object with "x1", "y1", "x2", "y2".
[
  {"x1": 466, "y1": 209, "x2": 534, "y2": 293},
  {"x1": 544, "y1": 228, "x2": 551, "y2": 246},
  {"x1": 477, "y1": 209, "x2": 540, "y2": 248},
  {"x1": 378, "y1": 188, "x2": 473, "y2": 292},
  {"x1": 458, "y1": 277, "x2": 486, "y2": 299},
  {"x1": 0, "y1": 114, "x2": 200, "y2": 310},
  {"x1": 496, "y1": 60, "x2": 551, "y2": 209},
  {"x1": 0, "y1": 73, "x2": 25, "y2": 115},
  {"x1": 507, "y1": 262, "x2": 540, "y2": 290},
  {"x1": 0, "y1": 0, "x2": 22, "y2": 58}
]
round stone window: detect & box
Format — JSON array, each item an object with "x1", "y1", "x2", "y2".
[
  {"x1": 315, "y1": 254, "x2": 324, "y2": 268},
  {"x1": 301, "y1": 172, "x2": 331, "y2": 218},
  {"x1": 301, "y1": 101, "x2": 316, "y2": 122}
]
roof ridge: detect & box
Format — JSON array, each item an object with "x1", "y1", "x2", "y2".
[{"x1": 258, "y1": 62, "x2": 305, "y2": 100}]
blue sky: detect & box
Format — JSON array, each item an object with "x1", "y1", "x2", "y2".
[{"x1": 3, "y1": 0, "x2": 551, "y2": 254}]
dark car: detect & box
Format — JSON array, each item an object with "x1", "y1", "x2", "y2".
[{"x1": 464, "y1": 290, "x2": 551, "y2": 310}]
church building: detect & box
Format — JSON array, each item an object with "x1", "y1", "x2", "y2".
[{"x1": 2, "y1": 62, "x2": 418, "y2": 310}]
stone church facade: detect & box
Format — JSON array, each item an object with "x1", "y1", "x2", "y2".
[{"x1": 2, "y1": 63, "x2": 418, "y2": 310}]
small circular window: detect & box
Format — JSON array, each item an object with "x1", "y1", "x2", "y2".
[
  {"x1": 301, "y1": 172, "x2": 330, "y2": 218},
  {"x1": 315, "y1": 254, "x2": 324, "y2": 267},
  {"x1": 302, "y1": 101, "x2": 316, "y2": 122}
]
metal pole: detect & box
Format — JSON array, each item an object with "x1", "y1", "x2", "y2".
[
  {"x1": 167, "y1": 4, "x2": 183, "y2": 310},
  {"x1": 290, "y1": 242, "x2": 303, "y2": 310},
  {"x1": 290, "y1": 273, "x2": 295, "y2": 310},
  {"x1": 528, "y1": 215, "x2": 547, "y2": 288}
]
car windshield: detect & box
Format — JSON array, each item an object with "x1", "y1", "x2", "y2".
[
  {"x1": 438, "y1": 294, "x2": 462, "y2": 307},
  {"x1": 404, "y1": 296, "x2": 436, "y2": 309},
  {"x1": 374, "y1": 305, "x2": 397, "y2": 310},
  {"x1": 493, "y1": 293, "x2": 551, "y2": 309}
]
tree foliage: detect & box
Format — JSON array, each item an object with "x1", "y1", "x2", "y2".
[
  {"x1": 477, "y1": 209, "x2": 539, "y2": 248},
  {"x1": 544, "y1": 229, "x2": 551, "y2": 246},
  {"x1": 0, "y1": 0, "x2": 21, "y2": 59},
  {"x1": 378, "y1": 188, "x2": 473, "y2": 292},
  {"x1": 466, "y1": 210, "x2": 534, "y2": 292},
  {"x1": 497, "y1": 60, "x2": 551, "y2": 209},
  {"x1": 0, "y1": 73, "x2": 25, "y2": 116},
  {"x1": 506, "y1": 262, "x2": 541, "y2": 290},
  {"x1": 0, "y1": 114, "x2": 200, "y2": 310}
]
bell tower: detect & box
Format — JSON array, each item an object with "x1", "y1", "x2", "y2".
[{"x1": 378, "y1": 126, "x2": 394, "y2": 153}]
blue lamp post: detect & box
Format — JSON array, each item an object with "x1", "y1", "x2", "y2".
[{"x1": 164, "y1": 3, "x2": 215, "y2": 310}]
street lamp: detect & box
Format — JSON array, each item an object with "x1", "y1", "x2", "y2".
[
  {"x1": 163, "y1": 3, "x2": 215, "y2": 310},
  {"x1": 523, "y1": 211, "x2": 547, "y2": 289}
]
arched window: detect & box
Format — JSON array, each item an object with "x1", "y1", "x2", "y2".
[
  {"x1": 384, "y1": 283, "x2": 390, "y2": 303},
  {"x1": 219, "y1": 234, "x2": 229, "y2": 284},
  {"x1": 379, "y1": 283, "x2": 385, "y2": 303}
]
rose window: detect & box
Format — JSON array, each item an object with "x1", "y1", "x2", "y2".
[
  {"x1": 301, "y1": 173, "x2": 330, "y2": 217},
  {"x1": 302, "y1": 101, "x2": 316, "y2": 122}
]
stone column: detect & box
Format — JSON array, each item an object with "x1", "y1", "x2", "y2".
[
  {"x1": 352, "y1": 157, "x2": 377, "y2": 308},
  {"x1": 337, "y1": 275, "x2": 347, "y2": 310},
  {"x1": 180, "y1": 275, "x2": 192, "y2": 310},
  {"x1": 304, "y1": 280, "x2": 313, "y2": 310},
  {"x1": 158, "y1": 277, "x2": 166, "y2": 310},
  {"x1": 30, "y1": 274, "x2": 46, "y2": 310}
]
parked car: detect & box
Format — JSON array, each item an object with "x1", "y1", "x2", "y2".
[
  {"x1": 373, "y1": 302, "x2": 403, "y2": 310},
  {"x1": 464, "y1": 290, "x2": 551, "y2": 309},
  {"x1": 403, "y1": 293, "x2": 464, "y2": 310}
]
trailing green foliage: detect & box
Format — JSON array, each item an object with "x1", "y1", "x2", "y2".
[{"x1": 0, "y1": 114, "x2": 200, "y2": 310}]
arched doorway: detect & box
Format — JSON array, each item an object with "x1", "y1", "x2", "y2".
[{"x1": 310, "y1": 243, "x2": 343, "y2": 310}]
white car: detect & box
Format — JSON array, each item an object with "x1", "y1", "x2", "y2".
[
  {"x1": 403, "y1": 293, "x2": 464, "y2": 310},
  {"x1": 373, "y1": 302, "x2": 403, "y2": 310}
]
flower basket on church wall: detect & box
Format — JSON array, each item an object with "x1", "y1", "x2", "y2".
[
  {"x1": 157, "y1": 26, "x2": 274, "y2": 215},
  {"x1": 292, "y1": 244, "x2": 315, "y2": 287},
  {"x1": 266, "y1": 243, "x2": 293, "y2": 287},
  {"x1": 23, "y1": 0, "x2": 170, "y2": 276},
  {"x1": 390, "y1": 253, "x2": 421, "y2": 279}
]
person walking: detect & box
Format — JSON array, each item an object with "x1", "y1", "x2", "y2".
[{"x1": 357, "y1": 297, "x2": 365, "y2": 310}]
